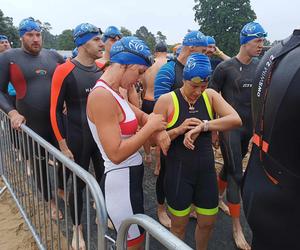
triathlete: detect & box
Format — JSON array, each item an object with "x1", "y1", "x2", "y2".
[
  {"x1": 50, "y1": 23, "x2": 105, "y2": 250},
  {"x1": 205, "y1": 36, "x2": 230, "y2": 61},
  {"x1": 154, "y1": 30, "x2": 208, "y2": 228},
  {"x1": 0, "y1": 17, "x2": 64, "y2": 219},
  {"x1": 242, "y1": 29, "x2": 300, "y2": 250},
  {"x1": 87, "y1": 36, "x2": 170, "y2": 250},
  {"x1": 154, "y1": 53, "x2": 241, "y2": 250},
  {"x1": 141, "y1": 41, "x2": 168, "y2": 170},
  {"x1": 208, "y1": 22, "x2": 267, "y2": 250},
  {"x1": 98, "y1": 26, "x2": 139, "y2": 106}
]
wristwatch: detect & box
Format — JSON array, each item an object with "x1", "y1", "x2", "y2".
[{"x1": 203, "y1": 120, "x2": 209, "y2": 132}]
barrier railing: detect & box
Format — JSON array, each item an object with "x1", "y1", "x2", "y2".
[
  {"x1": 116, "y1": 214, "x2": 193, "y2": 250},
  {"x1": 0, "y1": 110, "x2": 108, "y2": 250},
  {"x1": 0, "y1": 109, "x2": 194, "y2": 250}
]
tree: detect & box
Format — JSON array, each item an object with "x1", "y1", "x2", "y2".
[
  {"x1": 120, "y1": 26, "x2": 132, "y2": 37},
  {"x1": 194, "y1": 0, "x2": 256, "y2": 56},
  {"x1": 156, "y1": 31, "x2": 167, "y2": 43},
  {"x1": 57, "y1": 29, "x2": 74, "y2": 50},
  {"x1": 0, "y1": 9, "x2": 20, "y2": 48},
  {"x1": 134, "y1": 26, "x2": 156, "y2": 52},
  {"x1": 41, "y1": 22, "x2": 57, "y2": 49}
]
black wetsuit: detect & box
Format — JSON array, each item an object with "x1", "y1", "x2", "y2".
[
  {"x1": 0, "y1": 48, "x2": 64, "y2": 201},
  {"x1": 242, "y1": 30, "x2": 300, "y2": 250},
  {"x1": 209, "y1": 57, "x2": 258, "y2": 209},
  {"x1": 50, "y1": 59, "x2": 104, "y2": 225},
  {"x1": 165, "y1": 89, "x2": 218, "y2": 216}
]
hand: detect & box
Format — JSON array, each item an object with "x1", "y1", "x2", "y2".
[
  {"x1": 58, "y1": 139, "x2": 74, "y2": 161},
  {"x1": 211, "y1": 131, "x2": 219, "y2": 149},
  {"x1": 8, "y1": 110, "x2": 26, "y2": 129},
  {"x1": 183, "y1": 124, "x2": 203, "y2": 150},
  {"x1": 146, "y1": 113, "x2": 167, "y2": 132},
  {"x1": 155, "y1": 130, "x2": 171, "y2": 156},
  {"x1": 177, "y1": 118, "x2": 202, "y2": 135}
]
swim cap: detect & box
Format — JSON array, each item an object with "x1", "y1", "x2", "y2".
[
  {"x1": 240, "y1": 22, "x2": 267, "y2": 45},
  {"x1": 73, "y1": 23, "x2": 101, "y2": 47},
  {"x1": 110, "y1": 36, "x2": 153, "y2": 67},
  {"x1": 102, "y1": 26, "x2": 122, "y2": 43},
  {"x1": 183, "y1": 53, "x2": 211, "y2": 82},
  {"x1": 207, "y1": 36, "x2": 216, "y2": 45},
  {"x1": 182, "y1": 31, "x2": 208, "y2": 47},
  {"x1": 155, "y1": 41, "x2": 167, "y2": 52},
  {"x1": 72, "y1": 47, "x2": 78, "y2": 58},
  {"x1": 0, "y1": 35, "x2": 8, "y2": 41},
  {"x1": 18, "y1": 18, "x2": 42, "y2": 37}
]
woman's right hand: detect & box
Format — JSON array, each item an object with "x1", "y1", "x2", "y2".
[
  {"x1": 177, "y1": 118, "x2": 202, "y2": 135},
  {"x1": 58, "y1": 139, "x2": 74, "y2": 161},
  {"x1": 146, "y1": 113, "x2": 167, "y2": 132}
]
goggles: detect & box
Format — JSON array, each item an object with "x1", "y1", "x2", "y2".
[
  {"x1": 0, "y1": 35, "x2": 8, "y2": 41},
  {"x1": 241, "y1": 31, "x2": 267, "y2": 38},
  {"x1": 191, "y1": 76, "x2": 210, "y2": 84},
  {"x1": 117, "y1": 40, "x2": 153, "y2": 66},
  {"x1": 73, "y1": 24, "x2": 102, "y2": 41},
  {"x1": 19, "y1": 18, "x2": 41, "y2": 33}
]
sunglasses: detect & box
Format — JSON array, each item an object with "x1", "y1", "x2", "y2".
[
  {"x1": 191, "y1": 76, "x2": 210, "y2": 84},
  {"x1": 73, "y1": 24, "x2": 102, "y2": 40},
  {"x1": 241, "y1": 32, "x2": 267, "y2": 38},
  {"x1": 115, "y1": 40, "x2": 153, "y2": 66}
]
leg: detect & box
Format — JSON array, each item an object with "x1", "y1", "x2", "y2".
[
  {"x1": 156, "y1": 155, "x2": 171, "y2": 228},
  {"x1": 170, "y1": 213, "x2": 190, "y2": 239},
  {"x1": 195, "y1": 214, "x2": 217, "y2": 250}
]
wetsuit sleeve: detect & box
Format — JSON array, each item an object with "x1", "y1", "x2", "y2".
[
  {"x1": 208, "y1": 63, "x2": 225, "y2": 93},
  {"x1": 50, "y1": 64, "x2": 71, "y2": 142},
  {"x1": 0, "y1": 52, "x2": 14, "y2": 113},
  {"x1": 154, "y1": 61, "x2": 175, "y2": 100},
  {"x1": 51, "y1": 50, "x2": 65, "y2": 64}
]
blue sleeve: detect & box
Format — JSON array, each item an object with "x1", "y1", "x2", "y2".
[{"x1": 154, "y1": 61, "x2": 175, "y2": 100}]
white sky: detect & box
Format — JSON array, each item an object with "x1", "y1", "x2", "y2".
[{"x1": 1, "y1": 0, "x2": 299, "y2": 44}]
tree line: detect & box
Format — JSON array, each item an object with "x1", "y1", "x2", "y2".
[{"x1": 1, "y1": 1, "x2": 272, "y2": 56}]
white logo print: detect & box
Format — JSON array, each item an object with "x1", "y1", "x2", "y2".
[
  {"x1": 129, "y1": 40, "x2": 144, "y2": 52},
  {"x1": 246, "y1": 24, "x2": 256, "y2": 33},
  {"x1": 196, "y1": 31, "x2": 204, "y2": 40},
  {"x1": 80, "y1": 23, "x2": 90, "y2": 32},
  {"x1": 186, "y1": 58, "x2": 196, "y2": 71}
]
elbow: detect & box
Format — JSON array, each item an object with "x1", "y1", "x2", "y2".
[
  {"x1": 234, "y1": 115, "x2": 243, "y2": 127},
  {"x1": 108, "y1": 154, "x2": 124, "y2": 165}
]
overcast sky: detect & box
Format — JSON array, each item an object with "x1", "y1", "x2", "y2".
[{"x1": 1, "y1": 0, "x2": 299, "y2": 44}]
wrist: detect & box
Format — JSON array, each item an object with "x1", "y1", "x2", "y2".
[
  {"x1": 8, "y1": 109, "x2": 18, "y2": 118},
  {"x1": 203, "y1": 120, "x2": 209, "y2": 132}
]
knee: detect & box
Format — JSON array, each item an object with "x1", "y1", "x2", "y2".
[{"x1": 197, "y1": 220, "x2": 215, "y2": 232}]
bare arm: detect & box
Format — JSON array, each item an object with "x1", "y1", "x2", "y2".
[{"x1": 87, "y1": 88, "x2": 166, "y2": 164}]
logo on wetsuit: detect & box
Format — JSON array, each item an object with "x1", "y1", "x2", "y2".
[{"x1": 35, "y1": 69, "x2": 47, "y2": 76}]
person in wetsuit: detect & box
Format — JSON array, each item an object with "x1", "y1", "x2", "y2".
[
  {"x1": 154, "y1": 30, "x2": 208, "y2": 228},
  {"x1": 87, "y1": 36, "x2": 170, "y2": 249},
  {"x1": 0, "y1": 18, "x2": 64, "y2": 219},
  {"x1": 242, "y1": 29, "x2": 300, "y2": 250},
  {"x1": 154, "y1": 53, "x2": 241, "y2": 250},
  {"x1": 141, "y1": 41, "x2": 168, "y2": 170},
  {"x1": 50, "y1": 23, "x2": 105, "y2": 250},
  {"x1": 208, "y1": 22, "x2": 267, "y2": 250}
]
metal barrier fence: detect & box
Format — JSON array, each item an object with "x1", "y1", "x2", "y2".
[
  {"x1": 0, "y1": 109, "x2": 194, "y2": 250},
  {"x1": 116, "y1": 214, "x2": 193, "y2": 250},
  {"x1": 0, "y1": 110, "x2": 108, "y2": 250}
]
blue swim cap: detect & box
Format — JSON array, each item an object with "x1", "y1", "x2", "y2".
[
  {"x1": 102, "y1": 26, "x2": 122, "y2": 43},
  {"x1": 182, "y1": 31, "x2": 208, "y2": 47},
  {"x1": 240, "y1": 22, "x2": 267, "y2": 45},
  {"x1": 73, "y1": 23, "x2": 101, "y2": 47},
  {"x1": 183, "y1": 53, "x2": 212, "y2": 82},
  {"x1": 110, "y1": 36, "x2": 153, "y2": 67},
  {"x1": 19, "y1": 18, "x2": 42, "y2": 37},
  {"x1": 0, "y1": 35, "x2": 8, "y2": 41},
  {"x1": 72, "y1": 47, "x2": 78, "y2": 58},
  {"x1": 207, "y1": 36, "x2": 216, "y2": 45}
]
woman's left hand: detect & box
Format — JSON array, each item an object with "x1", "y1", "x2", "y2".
[{"x1": 183, "y1": 124, "x2": 203, "y2": 150}]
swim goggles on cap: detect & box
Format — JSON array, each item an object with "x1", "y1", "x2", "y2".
[
  {"x1": 191, "y1": 76, "x2": 210, "y2": 84},
  {"x1": 116, "y1": 39, "x2": 153, "y2": 66},
  {"x1": 241, "y1": 31, "x2": 267, "y2": 38},
  {"x1": 19, "y1": 18, "x2": 42, "y2": 32},
  {"x1": 73, "y1": 23, "x2": 102, "y2": 41}
]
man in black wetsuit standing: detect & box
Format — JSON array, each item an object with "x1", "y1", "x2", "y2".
[
  {"x1": 50, "y1": 22, "x2": 105, "y2": 250},
  {"x1": 0, "y1": 17, "x2": 64, "y2": 219},
  {"x1": 242, "y1": 29, "x2": 300, "y2": 250},
  {"x1": 209, "y1": 22, "x2": 267, "y2": 250}
]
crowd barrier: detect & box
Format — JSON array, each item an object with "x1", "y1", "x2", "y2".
[{"x1": 0, "y1": 109, "x2": 192, "y2": 250}]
